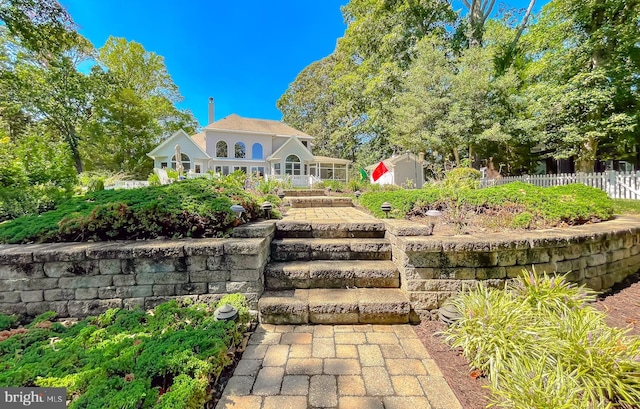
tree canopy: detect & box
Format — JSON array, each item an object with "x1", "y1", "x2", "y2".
[{"x1": 278, "y1": 0, "x2": 640, "y2": 175}]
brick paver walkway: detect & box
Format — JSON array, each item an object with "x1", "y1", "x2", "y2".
[
  {"x1": 216, "y1": 324, "x2": 462, "y2": 409},
  {"x1": 282, "y1": 207, "x2": 378, "y2": 223}
]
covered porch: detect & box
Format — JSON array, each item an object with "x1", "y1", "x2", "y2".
[{"x1": 267, "y1": 155, "x2": 351, "y2": 187}]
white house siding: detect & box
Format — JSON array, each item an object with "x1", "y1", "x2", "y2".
[
  {"x1": 152, "y1": 134, "x2": 210, "y2": 174},
  {"x1": 204, "y1": 130, "x2": 272, "y2": 175}
]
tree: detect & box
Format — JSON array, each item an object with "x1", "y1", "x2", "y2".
[
  {"x1": 392, "y1": 36, "x2": 528, "y2": 169},
  {"x1": 523, "y1": 0, "x2": 639, "y2": 171},
  {"x1": 277, "y1": 55, "x2": 339, "y2": 157},
  {"x1": 278, "y1": 0, "x2": 456, "y2": 164},
  {"x1": 82, "y1": 37, "x2": 197, "y2": 177}
]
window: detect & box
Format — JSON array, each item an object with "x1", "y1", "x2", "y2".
[
  {"x1": 251, "y1": 166, "x2": 265, "y2": 176},
  {"x1": 251, "y1": 143, "x2": 263, "y2": 159},
  {"x1": 285, "y1": 154, "x2": 301, "y2": 176},
  {"x1": 309, "y1": 164, "x2": 316, "y2": 176},
  {"x1": 235, "y1": 142, "x2": 246, "y2": 158},
  {"x1": 216, "y1": 141, "x2": 228, "y2": 158},
  {"x1": 161, "y1": 162, "x2": 168, "y2": 168},
  {"x1": 302, "y1": 141, "x2": 308, "y2": 148},
  {"x1": 195, "y1": 165, "x2": 201, "y2": 173},
  {"x1": 234, "y1": 166, "x2": 248, "y2": 173},
  {"x1": 274, "y1": 163, "x2": 281, "y2": 175},
  {"x1": 171, "y1": 153, "x2": 190, "y2": 171},
  {"x1": 334, "y1": 164, "x2": 347, "y2": 181},
  {"x1": 215, "y1": 165, "x2": 230, "y2": 176}
]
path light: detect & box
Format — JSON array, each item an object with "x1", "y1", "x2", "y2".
[
  {"x1": 261, "y1": 201, "x2": 273, "y2": 220},
  {"x1": 439, "y1": 302, "x2": 462, "y2": 325},
  {"x1": 426, "y1": 209, "x2": 442, "y2": 230},
  {"x1": 230, "y1": 205, "x2": 245, "y2": 223},
  {"x1": 381, "y1": 202, "x2": 392, "y2": 218},
  {"x1": 214, "y1": 304, "x2": 239, "y2": 322},
  {"x1": 277, "y1": 191, "x2": 285, "y2": 200},
  {"x1": 327, "y1": 186, "x2": 332, "y2": 192},
  {"x1": 354, "y1": 190, "x2": 361, "y2": 199}
]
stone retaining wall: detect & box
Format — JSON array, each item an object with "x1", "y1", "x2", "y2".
[
  {"x1": 0, "y1": 221, "x2": 275, "y2": 318},
  {"x1": 385, "y1": 217, "x2": 640, "y2": 321}
]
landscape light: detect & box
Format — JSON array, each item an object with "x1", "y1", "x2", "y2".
[
  {"x1": 261, "y1": 201, "x2": 273, "y2": 219},
  {"x1": 214, "y1": 304, "x2": 239, "y2": 322},
  {"x1": 381, "y1": 202, "x2": 392, "y2": 218}
]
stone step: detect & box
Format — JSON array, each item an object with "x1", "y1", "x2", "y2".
[
  {"x1": 287, "y1": 196, "x2": 353, "y2": 208},
  {"x1": 265, "y1": 260, "x2": 399, "y2": 290},
  {"x1": 275, "y1": 220, "x2": 385, "y2": 239},
  {"x1": 258, "y1": 288, "x2": 410, "y2": 325},
  {"x1": 282, "y1": 189, "x2": 325, "y2": 197},
  {"x1": 270, "y1": 238, "x2": 391, "y2": 261}
]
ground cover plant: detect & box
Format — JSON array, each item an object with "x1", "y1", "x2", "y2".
[
  {"x1": 358, "y1": 181, "x2": 614, "y2": 230},
  {"x1": 0, "y1": 296, "x2": 249, "y2": 409},
  {"x1": 0, "y1": 174, "x2": 276, "y2": 244},
  {"x1": 443, "y1": 272, "x2": 640, "y2": 408}
]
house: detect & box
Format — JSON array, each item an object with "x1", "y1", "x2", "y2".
[
  {"x1": 366, "y1": 152, "x2": 426, "y2": 188},
  {"x1": 147, "y1": 98, "x2": 350, "y2": 187}
]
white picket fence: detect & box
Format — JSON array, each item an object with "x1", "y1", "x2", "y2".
[{"x1": 480, "y1": 171, "x2": 640, "y2": 200}]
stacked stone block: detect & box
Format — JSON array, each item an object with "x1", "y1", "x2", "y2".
[
  {"x1": 0, "y1": 221, "x2": 275, "y2": 318},
  {"x1": 385, "y1": 217, "x2": 640, "y2": 321}
]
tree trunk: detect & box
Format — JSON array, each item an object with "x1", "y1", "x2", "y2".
[
  {"x1": 453, "y1": 148, "x2": 460, "y2": 166},
  {"x1": 67, "y1": 126, "x2": 83, "y2": 174},
  {"x1": 576, "y1": 138, "x2": 598, "y2": 173}
]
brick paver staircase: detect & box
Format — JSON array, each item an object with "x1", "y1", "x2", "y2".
[{"x1": 258, "y1": 193, "x2": 410, "y2": 325}]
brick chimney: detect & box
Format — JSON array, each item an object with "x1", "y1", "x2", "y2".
[{"x1": 208, "y1": 97, "x2": 214, "y2": 124}]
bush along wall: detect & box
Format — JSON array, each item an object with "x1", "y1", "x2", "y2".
[
  {"x1": 0, "y1": 296, "x2": 251, "y2": 409},
  {"x1": 0, "y1": 178, "x2": 260, "y2": 244}
]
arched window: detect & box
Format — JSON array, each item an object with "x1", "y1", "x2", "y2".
[
  {"x1": 251, "y1": 143, "x2": 263, "y2": 159},
  {"x1": 216, "y1": 141, "x2": 228, "y2": 158},
  {"x1": 235, "y1": 142, "x2": 246, "y2": 158},
  {"x1": 171, "y1": 153, "x2": 191, "y2": 171},
  {"x1": 285, "y1": 154, "x2": 301, "y2": 175}
]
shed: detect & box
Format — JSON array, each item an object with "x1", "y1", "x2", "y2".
[{"x1": 366, "y1": 152, "x2": 426, "y2": 188}]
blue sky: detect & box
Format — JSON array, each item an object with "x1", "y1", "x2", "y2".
[{"x1": 63, "y1": 0, "x2": 548, "y2": 128}]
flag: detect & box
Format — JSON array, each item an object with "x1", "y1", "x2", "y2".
[
  {"x1": 359, "y1": 167, "x2": 367, "y2": 181},
  {"x1": 372, "y1": 161, "x2": 389, "y2": 182}
]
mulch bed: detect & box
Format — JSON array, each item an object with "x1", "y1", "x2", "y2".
[{"x1": 414, "y1": 272, "x2": 640, "y2": 409}]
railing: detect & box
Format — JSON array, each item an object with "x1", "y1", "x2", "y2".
[
  {"x1": 480, "y1": 171, "x2": 640, "y2": 200},
  {"x1": 105, "y1": 181, "x2": 150, "y2": 190}
]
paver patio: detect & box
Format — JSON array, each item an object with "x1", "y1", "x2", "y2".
[{"x1": 216, "y1": 323, "x2": 462, "y2": 409}]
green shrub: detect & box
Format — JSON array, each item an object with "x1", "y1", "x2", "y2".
[
  {"x1": 346, "y1": 179, "x2": 367, "y2": 192},
  {"x1": 0, "y1": 314, "x2": 17, "y2": 331},
  {"x1": 359, "y1": 181, "x2": 613, "y2": 226},
  {"x1": 148, "y1": 173, "x2": 161, "y2": 186},
  {"x1": 324, "y1": 180, "x2": 345, "y2": 192},
  {"x1": 443, "y1": 272, "x2": 640, "y2": 408},
  {"x1": 0, "y1": 298, "x2": 250, "y2": 409},
  {"x1": 442, "y1": 167, "x2": 481, "y2": 189},
  {"x1": 0, "y1": 184, "x2": 71, "y2": 222},
  {"x1": 511, "y1": 211, "x2": 533, "y2": 229},
  {"x1": 0, "y1": 177, "x2": 260, "y2": 244}
]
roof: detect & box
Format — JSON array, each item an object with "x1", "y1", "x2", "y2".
[
  {"x1": 205, "y1": 114, "x2": 313, "y2": 138},
  {"x1": 191, "y1": 132, "x2": 206, "y2": 150},
  {"x1": 147, "y1": 129, "x2": 209, "y2": 159},
  {"x1": 365, "y1": 152, "x2": 423, "y2": 170},
  {"x1": 266, "y1": 136, "x2": 315, "y2": 162},
  {"x1": 314, "y1": 155, "x2": 351, "y2": 165}
]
